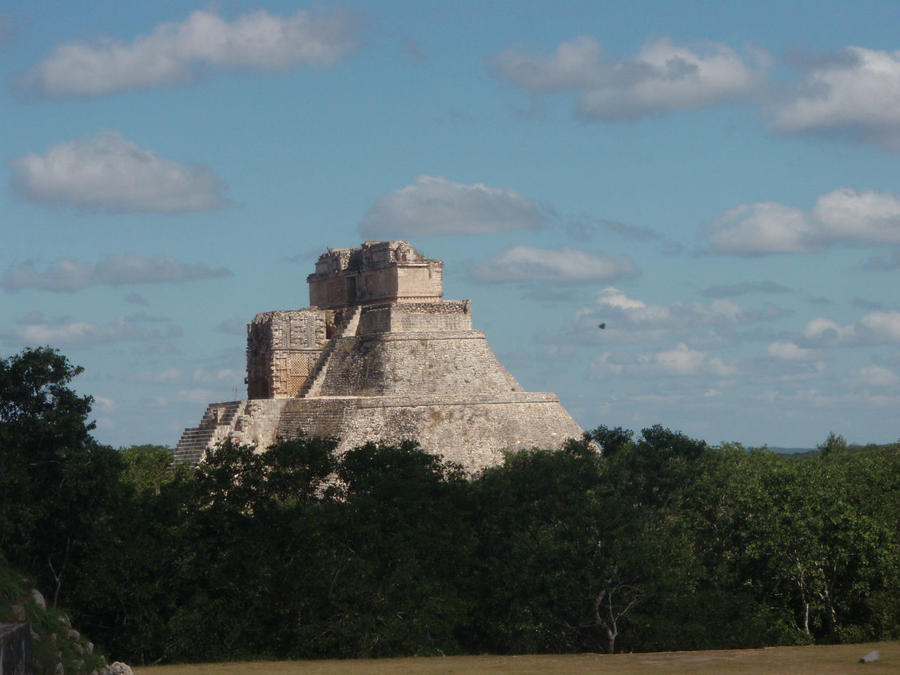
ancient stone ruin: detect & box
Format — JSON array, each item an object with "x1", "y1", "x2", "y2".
[{"x1": 175, "y1": 241, "x2": 585, "y2": 472}]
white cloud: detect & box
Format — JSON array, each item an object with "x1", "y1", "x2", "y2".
[
  {"x1": 708, "y1": 202, "x2": 822, "y2": 255},
  {"x1": 654, "y1": 343, "x2": 735, "y2": 376},
  {"x1": 3, "y1": 259, "x2": 93, "y2": 292},
  {"x1": 21, "y1": 8, "x2": 358, "y2": 97},
  {"x1": 2, "y1": 254, "x2": 231, "y2": 292},
  {"x1": 813, "y1": 188, "x2": 900, "y2": 243},
  {"x1": 767, "y1": 341, "x2": 812, "y2": 360},
  {"x1": 471, "y1": 246, "x2": 637, "y2": 283},
  {"x1": 708, "y1": 188, "x2": 900, "y2": 255},
  {"x1": 593, "y1": 286, "x2": 649, "y2": 312},
  {"x1": 492, "y1": 36, "x2": 770, "y2": 121},
  {"x1": 859, "y1": 311, "x2": 900, "y2": 342},
  {"x1": 578, "y1": 286, "x2": 746, "y2": 329},
  {"x1": 93, "y1": 396, "x2": 116, "y2": 412},
  {"x1": 10, "y1": 132, "x2": 226, "y2": 212},
  {"x1": 591, "y1": 342, "x2": 736, "y2": 378},
  {"x1": 360, "y1": 175, "x2": 545, "y2": 236},
  {"x1": 802, "y1": 317, "x2": 856, "y2": 346},
  {"x1": 9, "y1": 316, "x2": 182, "y2": 348},
  {"x1": 557, "y1": 286, "x2": 784, "y2": 354},
  {"x1": 653, "y1": 342, "x2": 709, "y2": 375},
  {"x1": 799, "y1": 312, "x2": 900, "y2": 347},
  {"x1": 590, "y1": 352, "x2": 626, "y2": 378},
  {"x1": 850, "y1": 365, "x2": 898, "y2": 388},
  {"x1": 771, "y1": 47, "x2": 900, "y2": 151}
]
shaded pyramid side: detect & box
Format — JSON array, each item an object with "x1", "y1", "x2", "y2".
[
  {"x1": 316, "y1": 330, "x2": 524, "y2": 398},
  {"x1": 276, "y1": 393, "x2": 584, "y2": 473}
]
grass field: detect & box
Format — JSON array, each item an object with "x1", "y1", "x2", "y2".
[{"x1": 135, "y1": 640, "x2": 898, "y2": 673}]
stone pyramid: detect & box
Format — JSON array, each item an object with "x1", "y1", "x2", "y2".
[{"x1": 175, "y1": 241, "x2": 585, "y2": 473}]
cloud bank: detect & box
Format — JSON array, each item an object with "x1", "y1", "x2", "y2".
[
  {"x1": 2, "y1": 254, "x2": 232, "y2": 292},
  {"x1": 591, "y1": 342, "x2": 736, "y2": 379},
  {"x1": 799, "y1": 311, "x2": 900, "y2": 347},
  {"x1": 9, "y1": 315, "x2": 181, "y2": 348},
  {"x1": 708, "y1": 188, "x2": 900, "y2": 255},
  {"x1": 21, "y1": 8, "x2": 358, "y2": 97},
  {"x1": 558, "y1": 286, "x2": 786, "y2": 349},
  {"x1": 471, "y1": 246, "x2": 637, "y2": 284},
  {"x1": 360, "y1": 176, "x2": 545, "y2": 236},
  {"x1": 771, "y1": 46, "x2": 900, "y2": 151},
  {"x1": 10, "y1": 132, "x2": 226, "y2": 212},
  {"x1": 492, "y1": 36, "x2": 770, "y2": 121}
]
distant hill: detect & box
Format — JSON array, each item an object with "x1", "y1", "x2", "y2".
[{"x1": 769, "y1": 447, "x2": 817, "y2": 455}]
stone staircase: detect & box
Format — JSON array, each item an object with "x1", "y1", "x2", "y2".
[
  {"x1": 173, "y1": 400, "x2": 242, "y2": 464},
  {"x1": 277, "y1": 398, "x2": 355, "y2": 440},
  {"x1": 298, "y1": 305, "x2": 360, "y2": 398}
]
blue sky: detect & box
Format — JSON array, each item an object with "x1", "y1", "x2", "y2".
[{"x1": 3, "y1": 1, "x2": 900, "y2": 449}]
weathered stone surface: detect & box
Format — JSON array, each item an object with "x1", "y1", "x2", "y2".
[
  {"x1": 31, "y1": 588, "x2": 46, "y2": 610},
  {"x1": 318, "y1": 332, "x2": 522, "y2": 398},
  {"x1": 860, "y1": 649, "x2": 879, "y2": 663},
  {"x1": 175, "y1": 241, "x2": 587, "y2": 472},
  {"x1": 246, "y1": 309, "x2": 326, "y2": 399},
  {"x1": 0, "y1": 623, "x2": 31, "y2": 675},
  {"x1": 308, "y1": 240, "x2": 443, "y2": 309}
]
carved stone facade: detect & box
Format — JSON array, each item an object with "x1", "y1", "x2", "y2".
[
  {"x1": 308, "y1": 240, "x2": 443, "y2": 309},
  {"x1": 246, "y1": 309, "x2": 326, "y2": 398},
  {"x1": 175, "y1": 241, "x2": 585, "y2": 472}
]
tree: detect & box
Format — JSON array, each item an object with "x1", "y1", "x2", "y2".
[
  {"x1": 0, "y1": 347, "x2": 121, "y2": 606},
  {"x1": 687, "y1": 443, "x2": 900, "y2": 647},
  {"x1": 467, "y1": 437, "x2": 675, "y2": 655},
  {"x1": 315, "y1": 441, "x2": 475, "y2": 658},
  {"x1": 118, "y1": 444, "x2": 186, "y2": 495}
]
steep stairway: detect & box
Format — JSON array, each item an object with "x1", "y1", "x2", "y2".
[
  {"x1": 173, "y1": 400, "x2": 242, "y2": 464},
  {"x1": 297, "y1": 305, "x2": 360, "y2": 398}
]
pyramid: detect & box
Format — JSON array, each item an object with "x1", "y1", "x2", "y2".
[{"x1": 174, "y1": 241, "x2": 585, "y2": 472}]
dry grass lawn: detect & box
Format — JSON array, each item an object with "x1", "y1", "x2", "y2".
[{"x1": 135, "y1": 640, "x2": 898, "y2": 674}]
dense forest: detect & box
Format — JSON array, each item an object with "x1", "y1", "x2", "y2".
[{"x1": 2, "y1": 347, "x2": 899, "y2": 668}]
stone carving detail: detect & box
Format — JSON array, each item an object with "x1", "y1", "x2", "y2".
[{"x1": 175, "y1": 241, "x2": 585, "y2": 472}]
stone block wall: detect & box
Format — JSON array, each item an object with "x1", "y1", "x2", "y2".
[
  {"x1": 0, "y1": 623, "x2": 31, "y2": 675},
  {"x1": 277, "y1": 393, "x2": 584, "y2": 474},
  {"x1": 308, "y1": 241, "x2": 443, "y2": 310},
  {"x1": 358, "y1": 301, "x2": 472, "y2": 334},
  {"x1": 318, "y1": 331, "x2": 523, "y2": 397},
  {"x1": 246, "y1": 309, "x2": 325, "y2": 398}
]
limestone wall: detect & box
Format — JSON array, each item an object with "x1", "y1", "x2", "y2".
[
  {"x1": 317, "y1": 331, "x2": 523, "y2": 397},
  {"x1": 246, "y1": 309, "x2": 325, "y2": 398},
  {"x1": 226, "y1": 399, "x2": 289, "y2": 449},
  {"x1": 0, "y1": 623, "x2": 30, "y2": 675},
  {"x1": 308, "y1": 241, "x2": 443, "y2": 310},
  {"x1": 174, "y1": 399, "x2": 289, "y2": 463},
  {"x1": 277, "y1": 394, "x2": 585, "y2": 473},
  {"x1": 358, "y1": 301, "x2": 472, "y2": 334}
]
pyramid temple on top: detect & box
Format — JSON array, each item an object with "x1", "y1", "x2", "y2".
[{"x1": 174, "y1": 240, "x2": 585, "y2": 473}]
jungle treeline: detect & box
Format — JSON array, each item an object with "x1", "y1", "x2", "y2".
[{"x1": 2, "y1": 347, "x2": 899, "y2": 666}]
